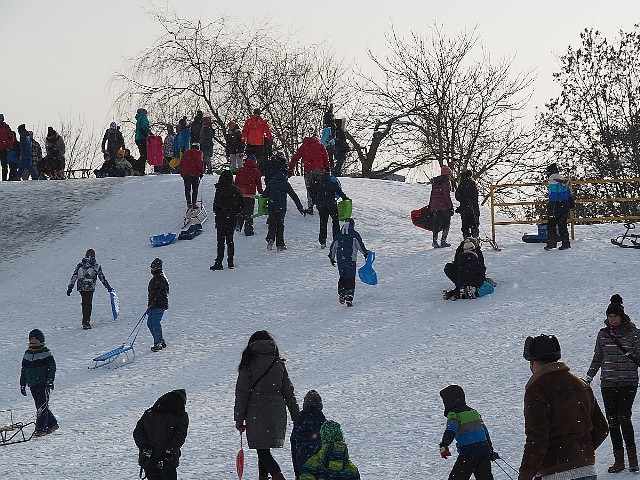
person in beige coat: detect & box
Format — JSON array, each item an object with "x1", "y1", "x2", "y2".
[{"x1": 235, "y1": 330, "x2": 299, "y2": 480}]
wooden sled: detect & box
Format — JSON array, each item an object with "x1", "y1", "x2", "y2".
[{"x1": 0, "y1": 410, "x2": 35, "y2": 446}]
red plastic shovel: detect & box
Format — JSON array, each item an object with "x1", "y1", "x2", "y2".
[{"x1": 236, "y1": 431, "x2": 245, "y2": 480}]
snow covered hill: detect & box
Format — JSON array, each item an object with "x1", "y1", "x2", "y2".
[{"x1": 1, "y1": 175, "x2": 639, "y2": 479}]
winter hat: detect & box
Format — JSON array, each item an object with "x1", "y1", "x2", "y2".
[
  {"x1": 191, "y1": 143, "x2": 200, "y2": 149},
  {"x1": 150, "y1": 258, "x2": 163, "y2": 270},
  {"x1": 29, "y1": 329, "x2": 45, "y2": 344},
  {"x1": 218, "y1": 169, "x2": 233, "y2": 185},
  {"x1": 546, "y1": 163, "x2": 559, "y2": 175},
  {"x1": 137, "y1": 108, "x2": 148, "y2": 115},
  {"x1": 179, "y1": 116, "x2": 187, "y2": 127},
  {"x1": 606, "y1": 294, "x2": 625, "y2": 317},
  {"x1": 195, "y1": 110, "x2": 203, "y2": 120},
  {"x1": 253, "y1": 108, "x2": 261, "y2": 116},
  {"x1": 523, "y1": 334, "x2": 561, "y2": 362},
  {"x1": 441, "y1": 165, "x2": 452, "y2": 176},
  {"x1": 17, "y1": 124, "x2": 27, "y2": 134},
  {"x1": 303, "y1": 390, "x2": 323, "y2": 411},
  {"x1": 439, "y1": 384, "x2": 466, "y2": 416},
  {"x1": 85, "y1": 248, "x2": 95, "y2": 258},
  {"x1": 47, "y1": 127, "x2": 55, "y2": 137},
  {"x1": 463, "y1": 240, "x2": 475, "y2": 251},
  {"x1": 461, "y1": 170, "x2": 473, "y2": 178},
  {"x1": 320, "y1": 420, "x2": 344, "y2": 443}
]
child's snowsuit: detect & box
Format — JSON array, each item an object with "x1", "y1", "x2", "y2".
[
  {"x1": 328, "y1": 219, "x2": 367, "y2": 303},
  {"x1": 291, "y1": 405, "x2": 326, "y2": 477}
]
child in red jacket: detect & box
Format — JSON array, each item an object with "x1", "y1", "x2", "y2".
[{"x1": 234, "y1": 155, "x2": 263, "y2": 236}]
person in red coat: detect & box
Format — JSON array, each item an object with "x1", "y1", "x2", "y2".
[
  {"x1": 0, "y1": 114, "x2": 16, "y2": 182},
  {"x1": 179, "y1": 143, "x2": 205, "y2": 211},
  {"x1": 241, "y1": 109, "x2": 273, "y2": 172},
  {"x1": 288, "y1": 136, "x2": 330, "y2": 215},
  {"x1": 234, "y1": 155, "x2": 264, "y2": 236}
]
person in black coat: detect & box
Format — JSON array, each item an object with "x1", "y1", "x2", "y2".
[
  {"x1": 263, "y1": 169, "x2": 305, "y2": 251},
  {"x1": 455, "y1": 170, "x2": 480, "y2": 238},
  {"x1": 263, "y1": 151, "x2": 287, "y2": 187},
  {"x1": 211, "y1": 170, "x2": 244, "y2": 270},
  {"x1": 133, "y1": 389, "x2": 189, "y2": 480},
  {"x1": 101, "y1": 122, "x2": 125, "y2": 161},
  {"x1": 310, "y1": 170, "x2": 349, "y2": 248},
  {"x1": 443, "y1": 239, "x2": 486, "y2": 300}
]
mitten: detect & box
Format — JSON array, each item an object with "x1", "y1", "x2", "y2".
[
  {"x1": 20, "y1": 385, "x2": 27, "y2": 396},
  {"x1": 66, "y1": 287, "x2": 72, "y2": 296},
  {"x1": 440, "y1": 446, "x2": 451, "y2": 458}
]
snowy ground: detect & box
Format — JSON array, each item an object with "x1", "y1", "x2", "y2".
[{"x1": 1, "y1": 174, "x2": 639, "y2": 479}]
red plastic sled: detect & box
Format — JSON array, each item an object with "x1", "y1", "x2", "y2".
[
  {"x1": 236, "y1": 431, "x2": 245, "y2": 480},
  {"x1": 411, "y1": 205, "x2": 435, "y2": 231},
  {"x1": 146, "y1": 136, "x2": 164, "y2": 167}
]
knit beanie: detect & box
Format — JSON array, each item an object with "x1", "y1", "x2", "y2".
[
  {"x1": 303, "y1": 390, "x2": 323, "y2": 411},
  {"x1": 85, "y1": 248, "x2": 95, "y2": 258},
  {"x1": 320, "y1": 420, "x2": 344, "y2": 443},
  {"x1": 463, "y1": 240, "x2": 475, "y2": 251},
  {"x1": 546, "y1": 163, "x2": 559, "y2": 175},
  {"x1": 29, "y1": 329, "x2": 45, "y2": 343},
  {"x1": 151, "y1": 258, "x2": 163, "y2": 270},
  {"x1": 606, "y1": 294, "x2": 625, "y2": 317},
  {"x1": 441, "y1": 165, "x2": 452, "y2": 176}
]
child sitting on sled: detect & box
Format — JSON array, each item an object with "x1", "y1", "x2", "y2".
[
  {"x1": 443, "y1": 239, "x2": 495, "y2": 300},
  {"x1": 328, "y1": 218, "x2": 368, "y2": 307}
]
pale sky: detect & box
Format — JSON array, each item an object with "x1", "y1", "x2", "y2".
[{"x1": 2, "y1": 0, "x2": 640, "y2": 134}]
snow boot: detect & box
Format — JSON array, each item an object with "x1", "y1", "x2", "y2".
[
  {"x1": 304, "y1": 207, "x2": 314, "y2": 215},
  {"x1": 228, "y1": 258, "x2": 234, "y2": 269},
  {"x1": 609, "y1": 449, "x2": 626, "y2": 473},
  {"x1": 277, "y1": 245, "x2": 287, "y2": 251},
  {"x1": 628, "y1": 445, "x2": 639, "y2": 472},
  {"x1": 82, "y1": 322, "x2": 91, "y2": 330},
  {"x1": 432, "y1": 240, "x2": 441, "y2": 248},
  {"x1": 339, "y1": 295, "x2": 345, "y2": 304},
  {"x1": 440, "y1": 241, "x2": 451, "y2": 247},
  {"x1": 320, "y1": 242, "x2": 326, "y2": 249},
  {"x1": 559, "y1": 241, "x2": 571, "y2": 250},
  {"x1": 151, "y1": 342, "x2": 163, "y2": 352},
  {"x1": 159, "y1": 339, "x2": 167, "y2": 349},
  {"x1": 46, "y1": 423, "x2": 59, "y2": 434},
  {"x1": 345, "y1": 296, "x2": 353, "y2": 307},
  {"x1": 266, "y1": 239, "x2": 274, "y2": 250},
  {"x1": 210, "y1": 262, "x2": 223, "y2": 271}
]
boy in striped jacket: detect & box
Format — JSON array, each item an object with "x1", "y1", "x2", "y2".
[{"x1": 439, "y1": 385, "x2": 497, "y2": 480}]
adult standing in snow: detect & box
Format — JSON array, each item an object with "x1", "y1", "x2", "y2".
[
  {"x1": 163, "y1": 124, "x2": 176, "y2": 173},
  {"x1": 0, "y1": 114, "x2": 15, "y2": 181},
  {"x1": 544, "y1": 163, "x2": 574, "y2": 251},
  {"x1": 242, "y1": 109, "x2": 273, "y2": 172},
  {"x1": 66, "y1": 249, "x2": 113, "y2": 330},
  {"x1": 311, "y1": 170, "x2": 349, "y2": 248},
  {"x1": 16, "y1": 124, "x2": 38, "y2": 180},
  {"x1": 199, "y1": 116, "x2": 214, "y2": 174},
  {"x1": 179, "y1": 143, "x2": 205, "y2": 211},
  {"x1": 101, "y1": 122, "x2": 125, "y2": 161},
  {"x1": 133, "y1": 389, "x2": 189, "y2": 480},
  {"x1": 263, "y1": 168, "x2": 305, "y2": 251},
  {"x1": 225, "y1": 120, "x2": 245, "y2": 170},
  {"x1": 147, "y1": 258, "x2": 169, "y2": 352},
  {"x1": 234, "y1": 330, "x2": 299, "y2": 480},
  {"x1": 288, "y1": 134, "x2": 330, "y2": 215},
  {"x1": 28, "y1": 131, "x2": 42, "y2": 179},
  {"x1": 585, "y1": 294, "x2": 640, "y2": 473},
  {"x1": 234, "y1": 155, "x2": 264, "y2": 236},
  {"x1": 189, "y1": 110, "x2": 204, "y2": 145},
  {"x1": 333, "y1": 119, "x2": 348, "y2": 177},
  {"x1": 455, "y1": 170, "x2": 480, "y2": 239},
  {"x1": 44, "y1": 127, "x2": 65, "y2": 180},
  {"x1": 20, "y1": 329, "x2": 58, "y2": 436},
  {"x1": 135, "y1": 108, "x2": 152, "y2": 161},
  {"x1": 429, "y1": 165, "x2": 454, "y2": 248},
  {"x1": 173, "y1": 117, "x2": 191, "y2": 160},
  {"x1": 210, "y1": 170, "x2": 244, "y2": 270},
  {"x1": 328, "y1": 218, "x2": 368, "y2": 307},
  {"x1": 519, "y1": 334, "x2": 608, "y2": 480}
]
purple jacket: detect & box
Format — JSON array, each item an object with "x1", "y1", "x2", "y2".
[{"x1": 429, "y1": 175, "x2": 453, "y2": 212}]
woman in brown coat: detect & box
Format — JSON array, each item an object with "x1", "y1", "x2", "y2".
[{"x1": 235, "y1": 331, "x2": 299, "y2": 480}]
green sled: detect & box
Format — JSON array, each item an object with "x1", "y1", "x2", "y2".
[
  {"x1": 251, "y1": 194, "x2": 269, "y2": 218},
  {"x1": 337, "y1": 199, "x2": 352, "y2": 221}
]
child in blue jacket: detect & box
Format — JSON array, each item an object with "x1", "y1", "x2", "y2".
[
  {"x1": 291, "y1": 390, "x2": 326, "y2": 478},
  {"x1": 328, "y1": 218, "x2": 367, "y2": 307}
]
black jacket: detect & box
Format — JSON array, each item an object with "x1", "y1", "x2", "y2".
[
  {"x1": 455, "y1": 177, "x2": 480, "y2": 218},
  {"x1": 148, "y1": 272, "x2": 169, "y2": 309},
  {"x1": 311, "y1": 173, "x2": 348, "y2": 208},
  {"x1": 133, "y1": 389, "x2": 189, "y2": 469},
  {"x1": 456, "y1": 251, "x2": 486, "y2": 288},
  {"x1": 225, "y1": 127, "x2": 244, "y2": 155},
  {"x1": 101, "y1": 129, "x2": 125, "y2": 155},
  {"x1": 213, "y1": 170, "x2": 244, "y2": 226}
]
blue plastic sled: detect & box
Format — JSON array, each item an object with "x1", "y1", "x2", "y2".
[
  {"x1": 150, "y1": 233, "x2": 177, "y2": 247},
  {"x1": 358, "y1": 250, "x2": 378, "y2": 286},
  {"x1": 110, "y1": 290, "x2": 120, "y2": 321},
  {"x1": 477, "y1": 281, "x2": 495, "y2": 297}
]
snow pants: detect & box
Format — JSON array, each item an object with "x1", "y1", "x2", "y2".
[
  {"x1": 257, "y1": 449, "x2": 282, "y2": 477},
  {"x1": 448, "y1": 455, "x2": 493, "y2": 480},
  {"x1": 318, "y1": 205, "x2": 340, "y2": 245},
  {"x1": 602, "y1": 385, "x2": 637, "y2": 450},
  {"x1": 80, "y1": 290, "x2": 94, "y2": 327},
  {"x1": 266, "y1": 208, "x2": 287, "y2": 247},
  {"x1": 182, "y1": 175, "x2": 200, "y2": 208},
  {"x1": 304, "y1": 169, "x2": 324, "y2": 209},
  {"x1": 237, "y1": 197, "x2": 256, "y2": 235},
  {"x1": 337, "y1": 261, "x2": 357, "y2": 301},
  {"x1": 460, "y1": 212, "x2": 479, "y2": 238},
  {"x1": 215, "y1": 221, "x2": 235, "y2": 264},
  {"x1": 147, "y1": 308, "x2": 165, "y2": 344},
  {"x1": 142, "y1": 467, "x2": 177, "y2": 480},
  {"x1": 546, "y1": 211, "x2": 569, "y2": 248},
  {"x1": 31, "y1": 384, "x2": 57, "y2": 432},
  {"x1": 17, "y1": 156, "x2": 38, "y2": 180},
  {"x1": 136, "y1": 138, "x2": 147, "y2": 161}
]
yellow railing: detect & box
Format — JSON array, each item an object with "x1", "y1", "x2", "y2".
[{"x1": 489, "y1": 178, "x2": 640, "y2": 241}]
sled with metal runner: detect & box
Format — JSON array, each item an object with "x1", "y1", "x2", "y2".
[
  {"x1": 611, "y1": 222, "x2": 640, "y2": 249},
  {"x1": 89, "y1": 309, "x2": 148, "y2": 369},
  {"x1": 0, "y1": 410, "x2": 35, "y2": 446}
]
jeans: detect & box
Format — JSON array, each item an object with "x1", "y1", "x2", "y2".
[
  {"x1": 147, "y1": 308, "x2": 165, "y2": 343},
  {"x1": 228, "y1": 153, "x2": 243, "y2": 169},
  {"x1": 602, "y1": 385, "x2": 637, "y2": 450},
  {"x1": 31, "y1": 384, "x2": 57, "y2": 431}
]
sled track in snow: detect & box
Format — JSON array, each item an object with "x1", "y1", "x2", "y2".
[{"x1": 0, "y1": 178, "x2": 123, "y2": 266}]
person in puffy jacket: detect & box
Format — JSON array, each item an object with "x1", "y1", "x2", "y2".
[
  {"x1": 328, "y1": 218, "x2": 368, "y2": 307},
  {"x1": 235, "y1": 330, "x2": 299, "y2": 480},
  {"x1": 147, "y1": 258, "x2": 169, "y2": 352},
  {"x1": 0, "y1": 114, "x2": 15, "y2": 181},
  {"x1": 291, "y1": 390, "x2": 326, "y2": 478},
  {"x1": 66, "y1": 249, "x2": 112, "y2": 329},
  {"x1": 163, "y1": 124, "x2": 176, "y2": 173},
  {"x1": 300, "y1": 420, "x2": 360, "y2": 480},
  {"x1": 133, "y1": 389, "x2": 189, "y2": 480},
  {"x1": 429, "y1": 165, "x2": 454, "y2": 248},
  {"x1": 135, "y1": 108, "x2": 152, "y2": 161},
  {"x1": 16, "y1": 124, "x2": 38, "y2": 180},
  {"x1": 263, "y1": 170, "x2": 305, "y2": 251},
  {"x1": 20, "y1": 329, "x2": 58, "y2": 437},
  {"x1": 225, "y1": 119, "x2": 245, "y2": 170},
  {"x1": 101, "y1": 122, "x2": 125, "y2": 161},
  {"x1": 211, "y1": 170, "x2": 244, "y2": 270},
  {"x1": 189, "y1": 110, "x2": 204, "y2": 145},
  {"x1": 199, "y1": 116, "x2": 214, "y2": 174},
  {"x1": 179, "y1": 143, "x2": 205, "y2": 211},
  {"x1": 264, "y1": 151, "x2": 287, "y2": 187},
  {"x1": 234, "y1": 155, "x2": 263, "y2": 236},
  {"x1": 455, "y1": 170, "x2": 480, "y2": 238},
  {"x1": 545, "y1": 163, "x2": 573, "y2": 251},
  {"x1": 242, "y1": 109, "x2": 272, "y2": 171},
  {"x1": 288, "y1": 136, "x2": 330, "y2": 215},
  {"x1": 173, "y1": 117, "x2": 191, "y2": 159},
  {"x1": 310, "y1": 170, "x2": 349, "y2": 248},
  {"x1": 586, "y1": 295, "x2": 640, "y2": 473}
]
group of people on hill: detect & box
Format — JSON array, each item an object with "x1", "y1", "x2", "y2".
[{"x1": 0, "y1": 114, "x2": 67, "y2": 181}]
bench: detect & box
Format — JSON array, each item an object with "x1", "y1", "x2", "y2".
[
  {"x1": 90, "y1": 344, "x2": 135, "y2": 369},
  {"x1": 64, "y1": 169, "x2": 92, "y2": 179}
]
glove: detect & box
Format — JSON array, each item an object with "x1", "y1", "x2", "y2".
[
  {"x1": 440, "y1": 446, "x2": 451, "y2": 458},
  {"x1": 583, "y1": 375, "x2": 593, "y2": 384},
  {"x1": 46, "y1": 380, "x2": 54, "y2": 390},
  {"x1": 142, "y1": 447, "x2": 153, "y2": 458},
  {"x1": 66, "y1": 287, "x2": 72, "y2": 296},
  {"x1": 20, "y1": 385, "x2": 27, "y2": 396},
  {"x1": 298, "y1": 207, "x2": 306, "y2": 216},
  {"x1": 330, "y1": 259, "x2": 336, "y2": 267},
  {"x1": 490, "y1": 451, "x2": 500, "y2": 461}
]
